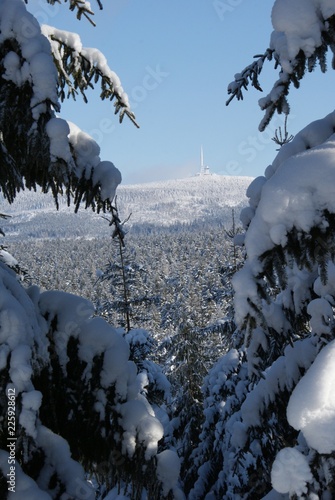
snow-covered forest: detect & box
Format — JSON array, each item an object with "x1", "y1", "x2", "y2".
[
  {"x1": 0, "y1": 174, "x2": 251, "y2": 239},
  {"x1": 1, "y1": 0, "x2": 335, "y2": 499}
]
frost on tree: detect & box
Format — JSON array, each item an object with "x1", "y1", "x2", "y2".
[
  {"x1": 191, "y1": 1, "x2": 335, "y2": 498},
  {"x1": 0, "y1": 0, "x2": 137, "y2": 212}
]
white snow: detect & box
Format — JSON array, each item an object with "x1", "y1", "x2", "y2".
[
  {"x1": 240, "y1": 206, "x2": 255, "y2": 230},
  {"x1": 270, "y1": 0, "x2": 335, "y2": 70},
  {"x1": 0, "y1": 450, "x2": 51, "y2": 499},
  {"x1": 271, "y1": 447, "x2": 313, "y2": 496},
  {"x1": 307, "y1": 298, "x2": 333, "y2": 336},
  {"x1": 68, "y1": 122, "x2": 122, "y2": 202},
  {"x1": 313, "y1": 261, "x2": 335, "y2": 298},
  {"x1": 156, "y1": 449, "x2": 181, "y2": 497},
  {"x1": 42, "y1": 24, "x2": 130, "y2": 108},
  {"x1": 9, "y1": 344, "x2": 33, "y2": 393},
  {"x1": 204, "y1": 348, "x2": 241, "y2": 398},
  {"x1": 245, "y1": 135, "x2": 335, "y2": 260},
  {"x1": 233, "y1": 263, "x2": 262, "y2": 327},
  {"x1": 241, "y1": 337, "x2": 317, "y2": 428},
  {"x1": 0, "y1": 249, "x2": 19, "y2": 269},
  {"x1": 234, "y1": 111, "x2": 335, "y2": 337},
  {"x1": 118, "y1": 400, "x2": 164, "y2": 460},
  {"x1": 29, "y1": 52, "x2": 59, "y2": 116},
  {"x1": 19, "y1": 390, "x2": 43, "y2": 438},
  {"x1": 271, "y1": 0, "x2": 322, "y2": 63},
  {"x1": 92, "y1": 160, "x2": 122, "y2": 202},
  {"x1": 246, "y1": 176, "x2": 266, "y2": 209},
  {"x1": 287, "y1": 340, "x2": 335, "y2": 454},
  {"x1": 38, "y1": 290, "x2": 94, "y2": 368},
  {"x1": 38, "y1": 286, "x2": 168, "y2": 474},
  {"x1": 283, "y1": 265, "x2": 316, "y2": 316},
  {"x1": 39, "y1": 290, "x2": 137, "y2": 395},
  {"x1": 266, "y1": 112, "x2": 335, "y2": 181},
  {"x1": 0, "y1": 262, "x2": 45, "y2": 355},
  {"x1": 36, "y1": 425, "x2": 95, "y2": 499},
  {"x1": 269, "y1": 224, "x2": 287, "y2": 246},
  {"x1": 103, "y1": 487, "x2": 131, "y2": 500},
  {"x1": 0, "y1": 1, "x2": 124, "y2": 205},
  {"x1": 46, "y1": 118, "x2": 72, "y2": 164},
  {"x1": 230, "y1": 421, "x2": 248, "y2": 449},
  {"x1": 68, "y1": 121, "x2": 101, "y2": 176},
  {"x1": 0, "y1": 0, "x2": 59, "y2": 119},
  {"x1": 79, "y1": 317, "x2": 131, "y2": 394},
  {"x1": 3, "y1": 51, "x2": 23, "y2": 85}
]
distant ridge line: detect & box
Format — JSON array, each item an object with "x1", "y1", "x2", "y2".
[{"x1": 120, "y1": 173, "x2": 254, "y2": 189}]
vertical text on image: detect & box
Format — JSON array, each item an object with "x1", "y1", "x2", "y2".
[{"x1": 6, "y1": 387, "x2": 17, "y2": 493}]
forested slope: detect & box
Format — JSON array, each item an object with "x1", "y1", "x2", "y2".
[{"x1": 0, "y1": 174, "x2": 252, "y2": 240}]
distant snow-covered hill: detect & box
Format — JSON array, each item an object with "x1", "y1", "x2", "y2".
[
  {"x1": 117, "y1": 174, "x2": 252, "y2": 226},
  {"x1": 0, "y1": 174, "x2": 253, "y2": 240}
]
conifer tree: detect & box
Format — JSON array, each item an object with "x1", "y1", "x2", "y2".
[
  {"x1": 0, "y1": 2, "x2": 182, "y2": 498},
  {"x1": 226, "y1": 4, "x2": 335, "y2": 131},
  {"x1": 97, "y1": 211, "x2": 157, "y2": 333},
  {"x1": 192, "y1": 2, "x2": 335, "y2": 498},
  {"x1": 0, "y1": 0, "x2": 137, "y2": 212}
]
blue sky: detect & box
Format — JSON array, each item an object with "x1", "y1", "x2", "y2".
[{"x1": 27, "y1": 0, "x2": 334, "y2": 184}]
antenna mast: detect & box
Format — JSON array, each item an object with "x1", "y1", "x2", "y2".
[{"x1": 200, "y1": 146, "x2": 205, "y2": 175}]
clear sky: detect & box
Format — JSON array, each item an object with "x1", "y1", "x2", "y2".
[{"x1": 26, "y1": 0, "x2": 334, "y2": 184}]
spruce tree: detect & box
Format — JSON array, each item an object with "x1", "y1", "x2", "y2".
[
  {"x1": 0, "y1": 0, "x2": 137, "y2": 212},
  {"x1": 0, "y1": 2, "x2": 182, "y2": 498},
  {"x1": 226, "y1": 5, "x2": 335, "y2": 132},
  {"x1": 192, "y1": 3, "x2": 335, "y2": 498},
  {"x1": 97, "y1": 208, "x2": 158, "y2": 332}
]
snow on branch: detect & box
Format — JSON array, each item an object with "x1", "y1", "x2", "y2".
[
  {"x1": 25, "y1": 0, "x2": 103, "y2": 27},
  {"x1": 68, "y1": 0, "x2": 96, "y2": 26},
  {"x1": 0, "y1": 0, "x2": 135, "y2": 213},
  {"x1": 42, "y1": 25, "x2": 139, "y2": 128},
  {"x1": 227, "y1": 1, "x2": 335, "y2": 131},
  {"x1": 0, "y1": 259, "x2": 177, "y2": 497},
  {"x1": 226, "y1": 49, "x2": 274, "y2": 105}
]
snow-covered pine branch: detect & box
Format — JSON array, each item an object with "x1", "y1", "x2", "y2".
[
  {"x1": 227, "y1": 0, "x2": 335, "y2": 131},
  {"x1": 42, "y1": 25, "x2": 138, "y2": 127},
  {"x1": 226, "y1": 49, "x2": 274, "y2": 105},
  {"x1": 25, "y1": 0, "x2": 103, "y2": 26},
  {"x1": 0, "y1": 262, "x2": 182, "y2": 498},
  {"x1": 0, "y1": 0, "x2": 137, "y2": 213}
]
